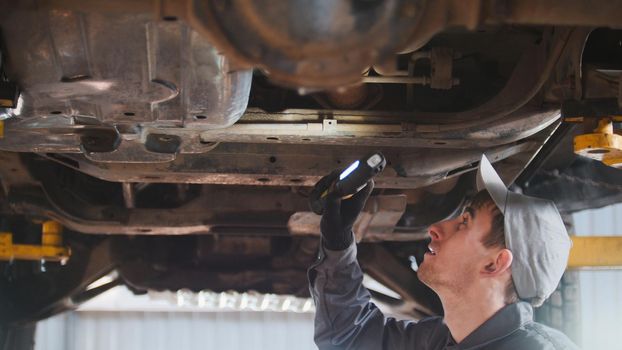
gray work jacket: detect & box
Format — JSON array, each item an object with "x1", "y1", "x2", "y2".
[{"x1": 308, "y1": 242, "x2": 580, "y2": 350}]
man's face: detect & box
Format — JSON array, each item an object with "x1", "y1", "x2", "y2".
[{"x1": 418, "y1": 202, "x2": 499, "y2": 294}]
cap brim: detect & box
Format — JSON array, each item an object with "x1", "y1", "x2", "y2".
[{"x1": 476, "y1": 155, "x2": 510, "y2": 214}]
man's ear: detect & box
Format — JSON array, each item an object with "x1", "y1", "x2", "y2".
[{"x1": 482, "y1": 248, "x2": 513, "y2": 276}]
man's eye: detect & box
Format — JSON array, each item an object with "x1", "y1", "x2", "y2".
[{"x1": 459, "y1": 215, "x2": 468, "y2": 228}]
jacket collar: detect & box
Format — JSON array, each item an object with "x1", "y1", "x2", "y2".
[{"x1": 453, "y1": 302, "x2": 533, "y2": 349}]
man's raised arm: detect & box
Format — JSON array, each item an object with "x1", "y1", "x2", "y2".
[{"x1": 307, "y1": 173, "x2": 442, "y2": 350}]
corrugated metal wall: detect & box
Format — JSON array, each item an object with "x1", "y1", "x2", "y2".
[
  {"x1": 35, "y1": 204, "x2": 622, "y2": 350},
  {"x1": 36, "y1": 311, "x2": 316, "y2": 350},
  {"x1": 573, "y1": 204, "x2": 622, "y2": 350}
]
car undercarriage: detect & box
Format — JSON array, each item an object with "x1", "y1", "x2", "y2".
[{"x1": 0, "y1": 0, "x2": 621, "y2": 339}]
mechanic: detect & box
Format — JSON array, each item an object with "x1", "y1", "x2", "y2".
[{"x1": 308, "y1": 155, "x2": 579, "y2": 349}]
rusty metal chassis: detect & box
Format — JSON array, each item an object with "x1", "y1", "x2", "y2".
[
  {"x1": 0, "y1": 120, "x2": 553, "y2": 237},
  {"x1": 0, "y1": 12, "x2": 594, "y2": 240}
]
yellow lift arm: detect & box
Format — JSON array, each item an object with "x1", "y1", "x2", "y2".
[
  {"x1": 568, "y1": 236, "x2": 622, "y2": 270},
  {"x1": 571, "y1": 116, "x2": 622, "y2": 168},
  {"x1": 0, "y1": 221, "x2": 70, "y2": 263},
  {"x1": 0, "y1": 220, "x2": 619, "y2": 270}
]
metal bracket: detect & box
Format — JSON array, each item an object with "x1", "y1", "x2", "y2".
[
  {"x1": 0, "y1": 221, "x2": 70, "y2": 263},
  {"x1": 287, "y1": 194, "x2": 414, "y2": 242},
  {"x1": 322, "y1": 119, "x2": 337, "y2": 132}
]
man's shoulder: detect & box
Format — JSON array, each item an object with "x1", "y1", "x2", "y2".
[{"x1": 500, "y1": 321, "x2": 580, "y2": 350}]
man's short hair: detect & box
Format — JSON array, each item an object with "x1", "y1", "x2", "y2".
[{"x1": 469, "y1": 190, "x2": 519, "y2": 304}]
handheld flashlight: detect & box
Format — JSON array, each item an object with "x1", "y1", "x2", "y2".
[{"x1": 310, "y1": 152, "x2": 386, "y2": 215}]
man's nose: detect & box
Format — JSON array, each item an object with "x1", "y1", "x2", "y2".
[
  {"x1": 428, "y1": 218, "x2": 456, "y2": 240},
  {"x1": 427, "y1": 223, "x2": 443, "y2": 241}
]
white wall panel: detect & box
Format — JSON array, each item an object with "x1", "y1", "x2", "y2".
[
  {"x1": 36, "y1": 311, "x2": 316, "y2": 350},
  {"x1": 573, "y1": 204, "x2": 622, "y2": 350}
]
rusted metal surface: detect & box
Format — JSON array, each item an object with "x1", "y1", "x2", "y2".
[
  {"x1": 186, "y1": 0, "x2": 425, "y2": 89},
  {"x1": 401, "y1": 0, "x2": 621, "y2": 53},
  {"x1": 0, "y1": 136, "x2": 542, "y2": 235},
  {"x1": 0, "y1": 3, "x2": 251, "y2": 129},
  {"x1": 397, "y1": 47, "x2": 460, "y2": 95},
  {"x1": 0, "y1": 104, "x2": 560, "y2": 160},
  {"x1": 544, "y1": 28, "x2": 591, "y2": 103},
  {"x1": 0, "y1": 0, "x2": 604, "y2": 234},
  {"x1": 354, "y1": 195, "x2": 409, "y2": 242},
  {"x1": 195, "y1": 109, "x2": 559, "y2": 149},
  {"x1": 113, "y1": 235, "x2": 318, "y2": 296},
  {"x1": 7, "y1": 184, "x2": 305, "y2": 235},
  {"x1": 481, "y1": 0, "x2": 622, "y2": 27},
  {"x1": 428, "y1": 47, "x2": 458, "y2": 89},
  {"x1": 33, "y1": 141, "x2": 537, "y2": 188},
  {"x1": 394, "y1": 141, "x2": 539, "y2": 178},
  {"x1": 0, "y1": 3, "x2": 582, "y2": 171},
  {"x1": 583, "y1": 68, "x2": 622, "y2": 100},
  {"x1": 317, "y1": 85, "x2": 374, "y2": 110},
  {"x1": 1, "y1": 0, "x2": 616, "y2": 91},
  {"x1": 405, "y1": 28, "x2": 572, "y2": 134},
  {"x1": 288, "y1": 194, "x2": 410, "y2": 242},
  {"x1": 0, "y1": 26, "x2": 570, "y2": 162},
  {"x1": 186, "y1": 0, "x2": 622, "y2": 88}
]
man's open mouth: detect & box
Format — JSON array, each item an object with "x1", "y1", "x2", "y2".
[{"x1": 427, "y1": 246, "x2": 437, "y2": 256}]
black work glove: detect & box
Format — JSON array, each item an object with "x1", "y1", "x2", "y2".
[{"x1": 312, "y1": 171, "x2": 374, "y2": 250}]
